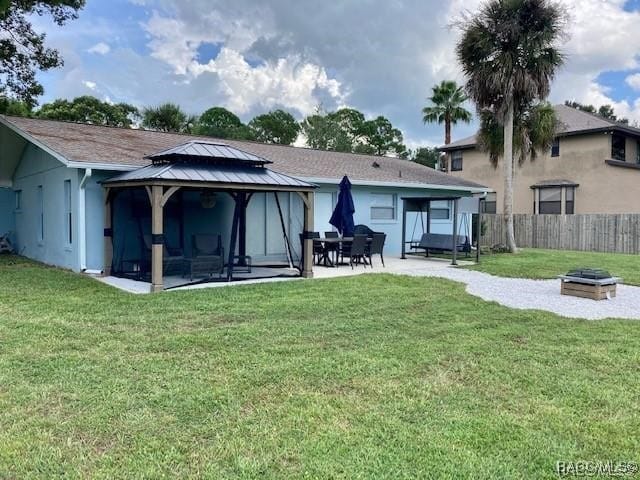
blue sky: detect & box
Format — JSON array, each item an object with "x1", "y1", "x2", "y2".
[{"x1": 32, "y1": 0, "x2": 640, "y2": 148}]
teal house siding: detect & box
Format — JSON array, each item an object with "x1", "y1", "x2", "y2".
[
  {"x1": 13, "y1": 144, "x2": 79, "y2": 271},
  {"x1": 0, "y1": 187, "x2": 14, "y2": 238}
]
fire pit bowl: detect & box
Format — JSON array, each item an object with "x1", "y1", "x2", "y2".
[{"x1": 558, "y1": 268, "x2": 621, "y2": 301}]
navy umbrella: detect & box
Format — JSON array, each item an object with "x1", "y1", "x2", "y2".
[{"x1": 329, "y1": 175, "x2": 355, "y2": 236}]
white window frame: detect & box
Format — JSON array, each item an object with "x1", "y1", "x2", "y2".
[
  {"x1": 37, "y1": 185, "x2": 44, "y2": 244},
  {"x1": 14, "y1": 190, "x2": 22, "y2": 212},
  {"x1": 370, "y1": 193, "x2": 397, "y2": 222},
  {"x1": 64, "y1": 179, "x2": 72, "y2": 247},
  {"x1": 430, "y1": 200, "x2": 451, "y2": 222}
]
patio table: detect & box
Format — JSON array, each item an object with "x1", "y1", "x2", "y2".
[{"x1": 318, "y1": 237, "x2": 371, "y2": 267}]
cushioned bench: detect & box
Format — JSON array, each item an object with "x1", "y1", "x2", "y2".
[{"x1": 411, "y1": 233, "x2": 470, "y2": 256}]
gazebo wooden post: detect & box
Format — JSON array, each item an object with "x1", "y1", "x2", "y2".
[
  {"x1": 451, "y1": 198, "x2": 459, "y2": 266},
  {"x1": 401, "y1": 199, "x2": 407, "y2": 259},
  {"x1": 301, "y1": 191, "x2": 314, "y2": 278},
  {"x1": 151, "y1": 184, "x2": 164, "y2": 292},
  {"x1": 103, "y1": 188, "x2": 113, "y2": 276}
]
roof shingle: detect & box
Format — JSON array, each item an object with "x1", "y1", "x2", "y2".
[{"x1": 1, "y1": 115, "x2": 486, "y2": 190}]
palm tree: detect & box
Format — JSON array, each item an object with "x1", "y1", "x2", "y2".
[
  {"x1": 422, "y1": 80, "x2": 472, "y2": 145},
  {"x1": 457, "y1": 0, "x2": 565, "y2": 253},
  {"x1": 142, "y1": 103, "x2": 196, "y2": 133}
]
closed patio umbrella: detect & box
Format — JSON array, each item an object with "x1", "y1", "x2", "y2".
[{"x1": 330, "y1": 175, "x2": 355, "y2": 236}]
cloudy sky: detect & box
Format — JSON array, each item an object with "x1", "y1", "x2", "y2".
[{"x1": 33, "y1": 0, "x2": 640, "y2": 148}]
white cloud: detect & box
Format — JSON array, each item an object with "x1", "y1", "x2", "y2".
[
  {"x1": 83, "y1": 80, "x2": 97, "y2": 90},
  {"x1": 87, "y1": 42, "x2": 111, "y2": 55},
  {"x1": 626, "y1": 73, "x2": 640, "y2": 92}
]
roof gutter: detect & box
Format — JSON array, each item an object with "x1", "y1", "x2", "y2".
[
  {"x1": 78, "y1": 168, "x2": 92, "y2": 272},
  {"x1": 297, "y1": 176, "x2": 489, "y2": 193}
]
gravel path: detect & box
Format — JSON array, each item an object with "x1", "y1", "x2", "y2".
[{"x1": 391, "y1": 263, "x2": 640, "y2": 320}]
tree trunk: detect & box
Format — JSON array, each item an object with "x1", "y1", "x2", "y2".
[
  {"x1": 503, "y1": 101, "x2": 518, "y2": 253},
  {"x1": 445, "y1": 117, "x2": 451, "y2": 145}
]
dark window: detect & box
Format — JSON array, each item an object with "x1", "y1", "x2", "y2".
[
  {"x1": 565, "y1": 187, "x2": 575, "y2": 214},
  {"x1": 64, "y1": 180, "x2": 72, "y2": 245},
  {"x1": 451, "y1": 151, "x2": 463, "y2": 171},
  {"x1": 482, "y1": 193, "x2": 497, "y2": 214},
  {"x1": 612, "y1": 134, "x2": 626, "y2": 161},
  {"x1": 37, "y1": 185, "x2": 44, "y2": 242},
  {"x1": 551, "y1": 138, "x2": 560, "y2": 157},
  {"x1": 637, "y1": 140, "x2": 640, "y2": 164},
  {"x1": 538, "y1": 187, "x2": 562, "y2": 214}
]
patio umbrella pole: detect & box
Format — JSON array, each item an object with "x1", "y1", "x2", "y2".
[{"x1": 273, "y1": 192, "x2": 295, "y2": 270}]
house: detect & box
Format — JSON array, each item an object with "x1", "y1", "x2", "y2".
[
  {"x1": 0, "y1": 115, "x2": 487, "y2": 290},
  {"x1": 440, "y1": 104, "x2": 640, "y2": 215}
]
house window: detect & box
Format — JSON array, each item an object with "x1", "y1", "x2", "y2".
[
  {"x1": 612, "y1": 134, "x2": 626, "y2": 161},
  {"x1": 64, "y1": 180, "x2": 72, "y2": 245},
  {"x1": 370, "y1": 193, "x2": 396, "y2": 220},
  {"x1": 451, "y1": 150, "x2": 463, "y2": 171},
  {"x1": 566, "y1": 187, "x2": 575, "y2": 215},
  {"x1": 14, "y1": 190, "x2": 22, "y2": 211},
  {"x1": 483, "y1": 193, "x2": 497, "y2": 214},
  {"x1": 538, "y1": 187, "x2": 562, "y2": 214},
  {"x1": 551, "y1": 138, "x2": 560, "y2": 157},
  {"x1": 430, "y1": 200, "x2": 451, "y2": 220},
  {"x1": 636, "y1": 140, "x2": 640, "y2": 164},
  {"x1": 37, "y1": 185, "x2": 44, "y2": 242}
]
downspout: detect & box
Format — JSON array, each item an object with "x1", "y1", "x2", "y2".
[{"x1": 79, "y1": 168, "x2": 92, "y2": 272}]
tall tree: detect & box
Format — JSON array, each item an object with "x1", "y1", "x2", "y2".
[
  {"x1": 410, "y1": 147, "x2": 440, "y2": 169},
  {"x1": 300, "y1": 107, "x2": 343, "y2": 151},
  {"x1": 422, "y1": 80, "x2": 472, "y2": 145},
  {"x1": 359, "y1": 116, "x2": 407, "y2": 157},
  {"x1": 478, "y1": 102, "x2": 557, "y2": 166},
  {"x1": 457, "y1": 0, "x2": 565, "y2": 253},
  {"x1": 36, "y1": 95, "x2": 138, "y2": 127},
  {"x1": 142, "y1": 103, "x2": 195, "y2": 133},
  {"x1": 0, "y1": 1, "x2": 85, "y2": 106},
  {"x1": 196, "y1": 106, "x2": 254, "y2": 140},
  {"x1": 248, "y1": 109, "x2": 300, "y2": 145},
  {"x1": 0, "y1": 96, "x2": 32, "y2": 116}
]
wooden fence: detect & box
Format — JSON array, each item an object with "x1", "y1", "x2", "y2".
[{"x1": 481, "y1": 214, "x2": 640, "y2": 254}]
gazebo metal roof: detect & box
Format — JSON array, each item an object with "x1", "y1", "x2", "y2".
[
  {"x1": 103, "y1": 162, "x2": 314, "y2": 189},
  {"x1": 146, "y1": 140, "x2": 272, "y2": 165},
  {"x1": 103, "y1": 140, "x2": 315, "y2": 191}
]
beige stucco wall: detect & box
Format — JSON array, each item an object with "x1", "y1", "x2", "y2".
[{"x1": 448, "y1": 132, "x2": 640, "y2": 214}]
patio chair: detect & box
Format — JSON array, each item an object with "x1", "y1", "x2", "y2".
[
  {"x1": 299, "y1": 232, "x2": 324, "y2": 265},
  {"x1": 366, "y1": 233, "x2": 386, "y2": 267},
  {"x1": 189, "y1": 234, "x2": 225, "y2": 280},
  {"x1": 142, "y1": 235, "x2": 185, "y2": 276},
  {"x1": 349, "y1": 234, "x2": 369, "y2": 269},
  {"x1": 324, "y1": 231, "x2": 340, "y2": 265}
]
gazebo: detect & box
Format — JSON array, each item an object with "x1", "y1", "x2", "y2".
[{"x1": 102, "y1": 141, "x2": 317, "y2": 292}]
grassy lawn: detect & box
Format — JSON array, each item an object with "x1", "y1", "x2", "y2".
[
  {"x1": 468, "y1": 248, "x2": 640, "y2": 285},
  {"x1": 1, "y1": 255, "x2": 640, "y2": 479}
]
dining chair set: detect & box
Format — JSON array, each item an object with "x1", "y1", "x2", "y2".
[{"x1": 304, "y1": 231, "x2": 387, "y2": 269}]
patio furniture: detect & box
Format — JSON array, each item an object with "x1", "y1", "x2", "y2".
[
  {"x1": 187, "y1": 234, "x2": 225, "y2": 281},
  {"x1": 324, "y1": 231, "x2": 340, "y2": 265},
  {"x1": 143, "y1": 234, "x2": 185, "y2": 276},
  {"x1": 366, "y1": 233, "x2": 386, "y2": 267},
  {"x1": 559, "y1": 268, "x2": 620, "y2": 300},
  {"x1": 232, "y1": 255, "x2": 252, "y2": 274},
  {"x1": 349, "y1": 234, "x2": 369, "y2": 269},
  {"x1": 354, "y1": 224, "x2": 383, "y2": 236},
  {"x1": 299, "y1": 232, "x2": 324, "y2": 265},
  {"x1": 410, "y1": 233, "x2": 469, "y2": 257}
]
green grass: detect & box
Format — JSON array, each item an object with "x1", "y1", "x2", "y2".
[
  {"x1": 1, "y1": 255, "x2": 640, "y2": 479},
  {"x1": 468, "y1": 248, "x2": 640, "y2": 285}
]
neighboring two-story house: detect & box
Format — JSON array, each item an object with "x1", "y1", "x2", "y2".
[{"x1": 440, "y1": 104, "x2": 640, "y2": 215}]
